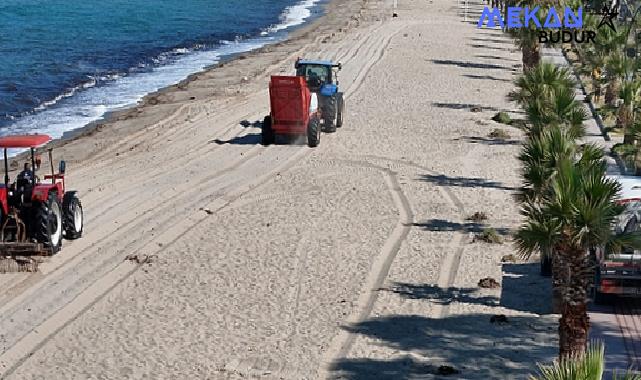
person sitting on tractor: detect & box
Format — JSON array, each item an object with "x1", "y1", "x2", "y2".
[
  {"x1": 12, "y1": 162, "x2": 40, "y2": 204},
  {"x1": 16, "y1": 162, "x2": 36, "y2": 188},
  {"x1": 307, "y1": 71, "x2": 323, "y2": 90}
]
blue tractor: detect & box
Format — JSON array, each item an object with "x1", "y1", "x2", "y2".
[{"x1": 295, "y1": 58, "x2": 345, "y2": 132}]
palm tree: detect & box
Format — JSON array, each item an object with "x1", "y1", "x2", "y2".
[
  {"x1": 516, "y1": 157, "x2": 636, "y2": 358},
  {"x1": 618, "y1": 80, "x2": 640, "y2": 144},
  {"x1": 509, "y1": 3, "x2": 553, "y2": 71},
  {"x1": 531, "y1": 341, "x2": 641, "y2": 380},
  {"x1": 524, "y1": 86, "x2": 587, "y2": 138},
  {"x1": 519, "y1": 127, "x2": 605, "y2": 307},
  {"x1": 511, "y1": 62, "x2": 575, "y2": 107},
  {"x1": 605, "y1": 53, "x2": 634, "y2": 107},
  {"x1": 512, "y1": 62, "x2": 585, "y2": 138}
]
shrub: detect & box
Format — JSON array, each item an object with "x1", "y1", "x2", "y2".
[
  {"x1": 468, "y1": 211, "x2": 488, "y2": 222},
  {"x1": 489, "y1": 128, "x2": 511, "y2": 140},
  {"x1": 492, "y1": 111, "x2": 512, "y2": 125},
  {"x1": 476, "y1": 228, "x2": 503, "y2": 244}
]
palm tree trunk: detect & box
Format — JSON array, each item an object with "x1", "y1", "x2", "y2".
[
  {"x1": 557, "y1": 241, "x2": 590, "y2": 359},
  {"x1": 551, "y1": 250, "x2": 563, "y2": 314},
  {"x1": 605, "y1": 78, "x2": 620, "y2": 106},
  {"x1": 522, "y1": 42, "x2": 540, "y2": 72}
]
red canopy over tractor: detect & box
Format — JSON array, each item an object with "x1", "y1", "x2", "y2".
[{"x1": 0, "y1": 135, "x2": 51, "y2": 148}]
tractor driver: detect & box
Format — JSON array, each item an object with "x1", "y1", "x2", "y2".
[
  {"x1": 16, "y1": 162, "x2": 38, "y2": 189},
  {"x1": 307, "y1": 71, "x2": 323, "y2": 90}
]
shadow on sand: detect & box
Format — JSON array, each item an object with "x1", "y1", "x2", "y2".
[
  {"x1": 462, "y1": 73, "x2": 512, "y2": 82},
  {"x1": 382, "y1": 282, "x2": 499, "y2": 306},
  {"x1": 329, "y1": 312, "x2": 556, "y2": 379},
  {"x1": 455, "y1": 136, "x2": 521, "y2": 145},
  {"x1": 431, "y1": 59, "x2": 509, "y2": 71},
  {"x1": 329, "y1": 261, "x2": 557, "y2": 379},
  {"x1": 210, "y1": 134, "x2": 261, "y2": 145},
  {"x1": 407, "y1": 219, "x2": 511, "y2": 236},
  {"x1": 419, "y1": 173, "x2": 519, "y2": 191}
]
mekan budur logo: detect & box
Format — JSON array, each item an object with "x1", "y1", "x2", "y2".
[{"x1": 477, "y1": 4, "x2": 619, "y2": 43}]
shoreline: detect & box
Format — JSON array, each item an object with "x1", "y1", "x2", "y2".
[
  {"x1": 11, "y1": 0, "x2": 330, "y2": 150},
  {"x1": 43, "y1": 0, "x2": 375, "y2": 164},
  {"x1": 0, "y1": 0, "x2": 561, "y2": 377}
]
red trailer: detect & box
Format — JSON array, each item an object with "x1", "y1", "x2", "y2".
[{"x1": 261, "y1": 75, "x2": 321, "y2": 147}]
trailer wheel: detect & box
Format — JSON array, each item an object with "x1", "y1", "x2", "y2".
[
  {"x1": 63, "y1": 192, "x2": 83, "y2": 240},
  {"x1": 308, "y1": 118, "x2": 320, "y2": 147},
  {"x1": 34, "y1": 193, "x2": 63, "y2": 254},
  {"x1": 336, "y1": 93, "x2": 344, "y2": 128},
  {"x1": 261, "y1": 116, "x2": 275, "y2": 145}
]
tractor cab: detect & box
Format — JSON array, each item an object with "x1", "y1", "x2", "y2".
[
  {"x1": 294, "y1": 58, "x2": 345, "y2": 132},
  {"x1": 295, "y1": 58, "x2": 341, "y2": 92},
  {"x1": 0, "y1": 134, "x2": 83, "y2": 256}
]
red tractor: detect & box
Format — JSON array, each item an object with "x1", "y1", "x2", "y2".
[
  {"x1": 261, "y1": 75, "x2": 322, "y2": 147},
  {"x1": 0, "y1": 134, "x2": 83, "y2": 256}
]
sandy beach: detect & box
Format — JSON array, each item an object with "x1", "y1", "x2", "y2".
[{"x1": 0, "y1": 0, "x2": 558, "y2": 379}]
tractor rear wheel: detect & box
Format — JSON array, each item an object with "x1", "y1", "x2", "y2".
[
  {"x1": 324, "y1": 96, "x2": 337, "y2": 133},
  {"x1": 307, "y1": 118, "x2": 320, "y2": 147},
  {"x1": 336, "y1": 93, "x2": 345, "y2": 128},
  {"x1": 63, "y1": 192, "x2": 83, "y2": 239},
  {"x1": 261, "y1": 115, "x2": 275, "y2": 145},
  {"x1": 34, "y1": 193, "x2": 63, "y2": 254}
]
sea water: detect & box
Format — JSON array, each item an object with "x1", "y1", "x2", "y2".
[{"x1": 0, "y1": 0, "x2": 323, "y2": 137}]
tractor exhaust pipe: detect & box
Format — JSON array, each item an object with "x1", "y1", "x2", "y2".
[
  {"x1": 48, "y1": 149, "x2": 54, "y2": 184},
  {"x1": 3, "y1": 148, "x2": 8, "y2": 186},
  {"x1": 30, "y1": 148, "x2": 36, "y2": 187}
]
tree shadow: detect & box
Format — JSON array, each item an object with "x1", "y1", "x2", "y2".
[
  {"x1": 382, "y1": 282, "x2": 499, "y2": 306},
  {"x1": 407, "y1": 219, "x2": 481, "y2": 232},
  {"x1": 431, "y1": 59, "x2": 509, "y2": 71},
  {"x1": 329, "y1": 314, "x2": 556, "y2": 379},
  {"x1": 475, "y1": 54, "x2": 517, "y2": 62},
  {"x1": 462, "y1": 74, "x2": 512, "y2": 83},
  {"x1": 455, "y1": 136, "x2": 521, "y2": 145},
  {"x1": 209, "y1": 134, "x2": 261, "y2": 145},
  {"x1": 419, "y1": 173, "x2": 519, "y2": 191},
  {"x1": 468, "y1": 43, "x2": 512, "y2": 51},
  {"x1": 407, "y1": 219, "x2": 512, "y2": 235},
  {"x1": 500, "y1": 263, "x2": 553, "y2": 315},
  {"x1": 431, "y1": 102, "x2": 500, "y2": 112},
  {"x1": 471, "y1": 37, "x2": 512, "y2": 44},
  {"x1": 328, "y1": 357, "x2": 439, "y2": 380}
]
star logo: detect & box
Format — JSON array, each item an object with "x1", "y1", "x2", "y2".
[{"x1": 597, "y1": 4, "x2": 618, "y2": 32}]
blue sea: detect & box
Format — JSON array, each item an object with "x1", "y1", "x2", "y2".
[{"x1": 0, "y1": 0, "x2": 323, "y2": 137}]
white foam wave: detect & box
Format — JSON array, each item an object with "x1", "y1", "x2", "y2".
[
  {"x1": 5, "y1": 37, "x2": 272, "y2": 139},
  {"x1": 5, "y1": 0, "x2": 323, "y2": 140},
  {"x1": 262, "y1": 0, "x2": 322, "y2": 35}
]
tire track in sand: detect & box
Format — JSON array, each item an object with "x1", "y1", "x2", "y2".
[
  {"x1": 0, "y1": 145, "x2": 310, "y2": 380},
  {"x1": 0, "y1": 15, "x2": 405, "y2": 378},
  {"x1": 318, "y1": 155, "x2": 469, "y2": 376}
]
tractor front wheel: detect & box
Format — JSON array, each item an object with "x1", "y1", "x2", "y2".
[
  {"x1": 34, "y1": 193, "x2": 63, "y2": 254},
  {"x1": 261, "y1": 115, "x2": 275, "y2": 146},
  {"x1": 63, "y1": 192, "x2": 83, "y2": 240},
  {"x1": 307, "y1": 118, "x2": 321, "y2": 147}
]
